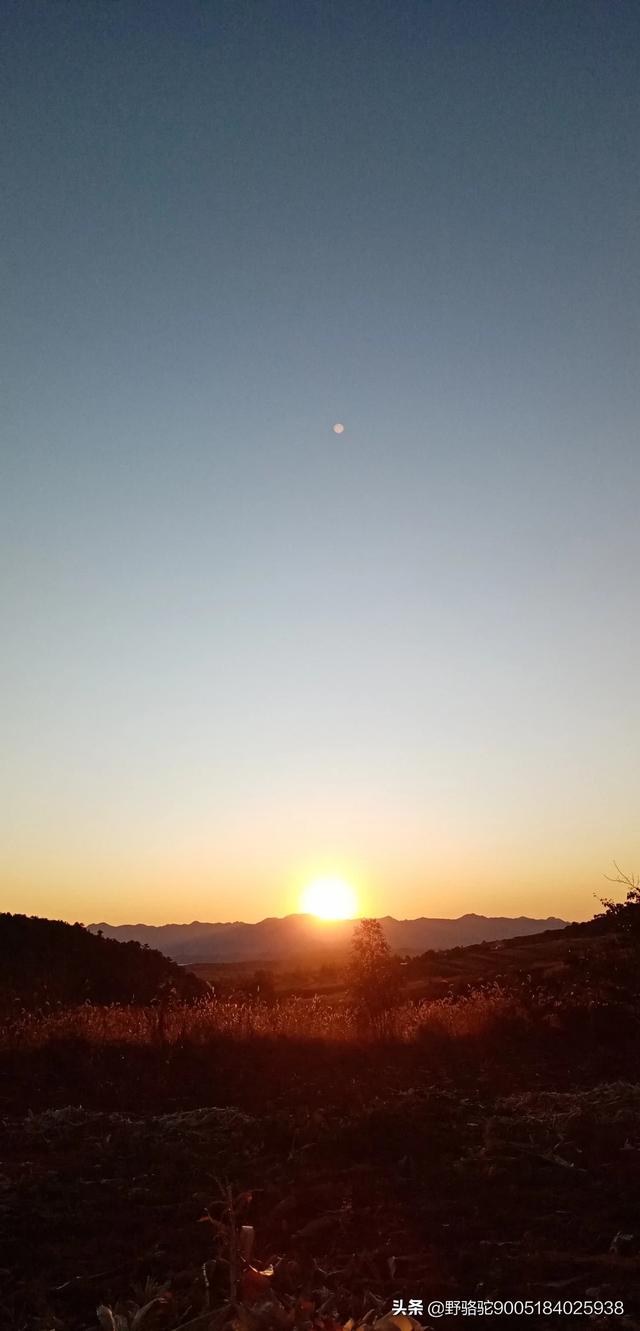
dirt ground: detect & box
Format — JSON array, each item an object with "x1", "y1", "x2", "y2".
[{"x1": 2, "y1": 1041, "x2": 640, "y2": 1331}]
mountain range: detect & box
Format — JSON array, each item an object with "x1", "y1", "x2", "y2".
[{"x1": 88, "y1": 912, "x2": 568, "y2": 965}]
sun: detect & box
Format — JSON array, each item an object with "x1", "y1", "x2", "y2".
[{"x1": 300, "y1": 876, "x2": 358, "y2": 920}]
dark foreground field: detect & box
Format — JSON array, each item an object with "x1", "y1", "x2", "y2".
[{"x1": 3, "y1": 1000, "x2": 640, "y2": 1331}]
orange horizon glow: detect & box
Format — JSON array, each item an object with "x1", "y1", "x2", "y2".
[
  {"x1": 0, "y1": 851, "x2": 620, "y2": 927},
  {"x1": 1, "y1": 812, "x2": 632, "y2": 928}
]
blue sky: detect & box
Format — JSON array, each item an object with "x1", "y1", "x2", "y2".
[{"x1": 2, "y1": 0, "x2": 639, "y2": 923}]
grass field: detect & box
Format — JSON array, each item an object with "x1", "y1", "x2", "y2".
[{"x1": 0, "y1": 985, "x2": 549, "y2": 1048}]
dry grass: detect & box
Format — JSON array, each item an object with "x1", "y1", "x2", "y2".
[{"x1": 0, "y1": 983, "x2": 527, "y2": 1050}]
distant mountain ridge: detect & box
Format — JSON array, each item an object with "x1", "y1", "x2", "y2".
[{"x1": 88, "y1": 912, "x2": 567, "y2": 964}]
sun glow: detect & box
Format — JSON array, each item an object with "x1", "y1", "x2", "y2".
[{"x1": 300, "y1": 876, "x2": 359, "y2": 920}]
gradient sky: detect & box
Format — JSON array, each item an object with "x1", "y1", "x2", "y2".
[{"x1": 2, "y1": 0, "x2": 639, "y2": 926}]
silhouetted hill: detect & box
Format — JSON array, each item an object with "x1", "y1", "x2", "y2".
[
  {"x1": 88, "y1": 911, "x2": 567, "y2": 964},
  {"x1": 0, "y1": 914, "x2": 206, "y2": 1012},
  {"x1": 401, "y1": 916, "x2": 618, "y2": 995}
]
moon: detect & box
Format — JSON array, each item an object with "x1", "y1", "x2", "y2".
[{"x1": 332, "y1": 422, "x2": 345, "y2": 434}]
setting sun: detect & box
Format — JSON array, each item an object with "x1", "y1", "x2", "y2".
[{"x1": 300, "y1": 877, "x2": 359, "y2": 920}]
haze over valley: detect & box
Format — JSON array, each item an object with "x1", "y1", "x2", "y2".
[{"x1": 89, "y1": 910, "x2": 567, "y2": 964}]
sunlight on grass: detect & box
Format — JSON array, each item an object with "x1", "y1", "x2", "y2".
[{"x1": 0, "y1": 985, "x2": 520, "y2": 1049}]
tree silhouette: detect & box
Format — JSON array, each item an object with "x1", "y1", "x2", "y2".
[
  {"x1": 348, "y1": 918, "x2": 402, "y2": 1036},
  {"x1": 598, "y1": 864, "x2": 640, "y2": 935}
]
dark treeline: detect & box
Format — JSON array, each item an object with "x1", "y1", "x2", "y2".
[{"x1": 0, "y1": 913, "x2": 206, "y2": 1012}]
